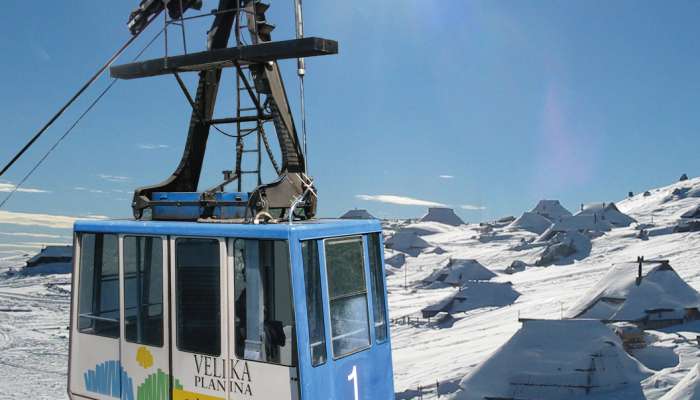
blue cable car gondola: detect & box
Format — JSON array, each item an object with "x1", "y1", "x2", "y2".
[
  {"x1": 66, "y1": 0, "x2": 395, "y2": 399},
  {"x1": 68, "y1": 218, "x2": 394, "y2": 399}
]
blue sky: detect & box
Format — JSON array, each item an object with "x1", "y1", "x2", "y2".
[{"x1": 1, "y1": 0, "x2": 699, "y2": 240}]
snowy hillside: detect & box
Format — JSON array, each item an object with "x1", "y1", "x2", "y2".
[
  {"x1": 390, "y1": 176, "x2": 700, "y2": 399},
  {"x1": 1, "y1": 176, "x2": 700, "y2": 399}
]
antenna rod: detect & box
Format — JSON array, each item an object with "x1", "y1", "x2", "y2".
[{"x1": 294, "y1": 0, "x2": 308, "y2": 173}]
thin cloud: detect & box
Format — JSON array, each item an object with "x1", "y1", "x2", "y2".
[
  {"x1": 0, "y1": 231, "x2": 66, "y2": 239},
  {"x1": 74, "y1": 187, "x2": 106, "y2": 194},
  {"x1": 0, "y1": 210, "x2": 108, "y2": 229},
  {"x1": 461, "y1": 204, "x2": 486, "y2": 211},
  {"x1": 439, "y1": 175, "x2": 454, "y2": 179},
  {"x1": 32, "y1": 44, "x2": 51, "y2": 61},
  {"x1": 138, "y1": 144, "x2": 170, "y2": 150},
  {"x1": 355, "y1": 194, "x2": 447, "y2": 207},
  {"x1": 98, "y1": 174, "x2": 131, "y2": 183},
  {"x1": 0, "y1": 182, "x2": 49, "y2": 193},
  {"x1": 0, "y1": 243, "x2": 49, "y2": 250}
]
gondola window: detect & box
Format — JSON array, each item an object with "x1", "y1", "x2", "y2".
[
  {"x1": 302, "y1": 240, "x2": 327, "y2": 366},
  {"x1": 124, "y1": 236, "x2": 164, "y2": 347},
  {"x1": 176, "y1": 238, "x2": 221, "y2": 355},
  {"x1": 368, "y1": 233, "x2": 388, "y2": 342},
  {"x1": 325, "y1": 237, "x2": 371, "y2": 358},
  {"x1": 78, "y1": 233, "x2": 120, "y2": 338},
  {"x1": 234, "y1": 239, "x2": 296, "y2": 366}
]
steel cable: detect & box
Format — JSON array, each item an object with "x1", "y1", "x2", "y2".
[{"x1": 0, "y1": 27, "x2": 166, "y2": 209}]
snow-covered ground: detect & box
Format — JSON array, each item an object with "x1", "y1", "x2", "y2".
[
  {"x1": 390, "y1": 177, "x2": 700, "y2": 399},
  {"x1": 0, "y1": 258, "x2": 71, "y2": 399},
  {"x1": 1, "y1": 177, "x2": 699, "y2": 399}
]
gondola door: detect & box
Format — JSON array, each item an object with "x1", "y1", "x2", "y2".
[
  {"x1": 169, "y1": 237, "x2": 228, "y2": 400},
  {"x1": 227, "y1": 238, "x2": 300, "y2": 399},
  {"x1": 119, "y1": 235, "x2": 170, "y2": 399}
]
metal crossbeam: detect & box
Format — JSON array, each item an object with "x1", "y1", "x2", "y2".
[{"x1": 110, "y1": 37, "x2": 337, "y2": 80}]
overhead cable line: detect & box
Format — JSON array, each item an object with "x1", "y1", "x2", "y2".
[
  {"x1": 0, "y1": 27, "x2": 166, "y2": 209},
  {"x1": 0, "y1": 12, "x2": 161, "y2": 178}
]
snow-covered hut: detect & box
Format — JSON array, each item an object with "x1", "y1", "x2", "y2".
[
  {"x1": 419, "y1": 207, "x2": 464, "y2": 226},
  {"x1": 385, "y1": 252, "x2": 406, "y2": 268},
  {"x1": 421, "y1": 282, "x2": 520, "y2": 318},
  {"x1": 531, "y1": 200, "x2": 572, "y2": 222},
  {"x1": 566, "y1": 260, "x2": 700, "y2": 329},
  {"x1": 576, "y1": 202, "x2": 636, "y2": 227},
  {"x1": 505, "y1": 260, "x2": 527, "y2": 274},
  {"x1": 507, "y1": 212, "x2": 553, "y2": 234},
  {"x1": 339, "y1": 209, "x2": 376, "y2": 220},
  {"x1": 681, "y1": 205, "x2": 700, "y2": 220},
  {"x1": 428, "y1": 246, "x2": 448, "y2": 255},
  {"x1": 456, "y1": 319, "x2": 651, "y2": 400},
  {"x1": 422, "y1": 259, "x2": 495, "y2": 288},
  {"x1": 385, "y1": 230, "x2": 430, "y2": 257},
  {"x1": 26, "y1": 245, "x2": 72, "y2": 268},
  {"x1": 401, "y1": 221, "x2": 458, "y2": 236},
  {"x1": 538, "y1": 214, "x2": 613, "y2": 242},
  {"x1": 535, "y1": 231, "x2": 591, "y2": 266}
]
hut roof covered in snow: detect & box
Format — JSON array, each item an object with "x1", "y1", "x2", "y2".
[
  {"x1": 340, "y1": 209, "x2": 377, "y2": 220},
  {"x1": 531, "y1": 200, "x2": 572, "y2": 222},
  {"x1": 681, "y1": 205, "x2": 700, "y2": 220},
  {"x1": 538, "y1": 214, "x2": 613, "y2": 241},
  {"x1": 419, "y1": 207, "x2": 465, "y2": 226},
  {"x1": 456, "y1": 319, "x2": 651, "y2": 400},
  {"x1": 508, "y1": 212, "x2": 553, "y2": 234},
  {"x1": 401, "y1": 221, "x2": 459, "y2": 236},
  {"x1": 422, "y1": 259, "x2": 496, "y2": 288},
  {"x1": 566, "y1": 261, "x2": 700, "y2": 322},
  {"x1": 26, "y1": 245, "x2": 73, "y2": 267},
  {"x1": 575, "y1": 202, "x2": 636, "y2": 227},
  {"x1": 385, "y1": 230, "x2": 430, "y2": 256},
  {"x1": 422, "y1": 282, "x2": 520, "y2": 318}
]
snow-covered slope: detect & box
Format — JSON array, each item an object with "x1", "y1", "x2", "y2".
[
  {"x1": 659, "y1": 364, "x2": 700, "y2": 400},
  {"x1": 390, "y1": 177, "x2": 700, "y2": 399},
  {"x1": 0, "y1": 260, "x2": 71, "y2": 399}
]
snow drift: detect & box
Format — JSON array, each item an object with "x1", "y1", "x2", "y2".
[
  {"x1": 456, "y1": 319, "x2": 652, "y2": 400},
  {"x1": 535, "y1": 231, "x2": 592, "y2": 266},
  {"x1": 659, "y1": 364, "x2": 700, "y2": 400}
]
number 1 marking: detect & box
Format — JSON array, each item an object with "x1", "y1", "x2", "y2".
[{"x1": 347, "y1": 365, "x2": 359, "y2": 400}]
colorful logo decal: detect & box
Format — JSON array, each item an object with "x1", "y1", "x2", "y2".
[
  {"x1": 137, "y1": 369, "x2": 183, "y2": 400},
  {"x1": 84, "y1": 360, "x2": 134, "y2": 400},
  {"x1": 136, "y1": 346, "x2": 154, "y2": 369},
  {"x1": 172, "y1": 389, "x2": 224, "y2": 400}
]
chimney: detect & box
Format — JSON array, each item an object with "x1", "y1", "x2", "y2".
[{"x1": 636, "y1": 256, "x2": 644, "y2": 285}]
